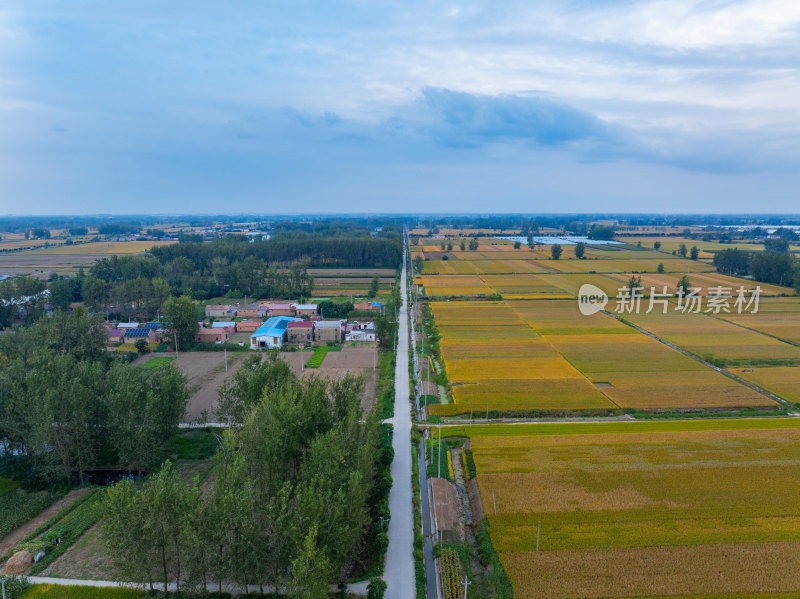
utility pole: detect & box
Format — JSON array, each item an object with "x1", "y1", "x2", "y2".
[
  {"x1": 537, "y1": 521, "x2": 540, "y2": 551},
  {"x1": 224, "y1": 347, "x2": 228, "y2": 372},
  {"x1": 174, "y1": 331, "x2": 178, "y2": 357},
  {"x1": 461, "y1": 576, "x2": 471, "y2": 599}
]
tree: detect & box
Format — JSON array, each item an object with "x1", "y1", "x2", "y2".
[
  {"x1": 216, "y1": 353, "x2": 291, "y2": 426},
  {"x1": 653, "y1": 241, "x2": 661, "y2": 250},
  {"x1": 468, "y1": 238, "x2": 479, "y2": 251},
  {"x1": 446, "y1": 243, "x2": 453, "y2": 251},
  {"x1": 48, "y1": 279, "x2": 72, "y2": 311},
  {"x1": 574, "y1": 242, "x2": 586, "y2": 259},
  {"x1": 588, "y1": 225, "x2": 615, "y2": 240},
  {"x1": 677, "y1": 274, "x2": 691, "y2": 295},
  {"x1": 550, "y1": 244, "x2": 562, "y2": 260},
  {"x1": 104, "y1": 461, "x2": 197, "y2": 592},
  {"x1": 288, "y1": 525, "x2": 331, "y2": 599},
  {"x1": 678, "y1": 244, "x2": 688, "y2": 257},
  {"x1": 626, "y1": 275, "x2": 642, "y2": 294},
  {"x1": 135, "y1": 339, "x2": 149, "y2": 355},
  {"x1": 690, "y1": 246, "x2": 699, "y2": 260},
  {"x1": 368, "y1": 275, "x2": 380, "y2": 299},
  {"x1": 459, "y1": 240, "x2": 466, "y2": 251},
  {"x1": 81, "y1": 276, "x2": 109, "y2": 315},
  {"x1": 368, "y1": 577, "x2": 387, "y2": 599},
  {"x1": 657, "y1": 263, "x2": 664, "y2": 273},
  {"x1": 164, "y1": 295, "x2": 200, "y2": 351},
  {"x1": 750, "y1": 251, "x2": 795, "y2": 286},
  {"x1": 713, "y1": 248, "x2": 751, "y2": 276},
  {"x1": 513, "y1": 241, "x2": 521, "y2": 249},
  {"x1": 764, "y1": 238, "x2": 790, "y2": 253}
]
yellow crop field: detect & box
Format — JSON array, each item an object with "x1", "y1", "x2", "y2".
[
  {"x1": 586, "y1": 370, "x2": 774, "y2": 409},
  {"x1": 605, "y1": 271, "x2": 794, "y2": 297},
  {"x1": 628, "y1": 309, "x2": 800, "y2": 364},
  {"x1": 545, "y1": 333, "x2": 710, "y2": 373},
  {"x1": 463, "y1": 420, "x2": 800, "y2": 598},
  {"x1": 26, "y1": 240, "x2": 176, "y2": 255},
  {"x1": 733, "y1": 366, "x2": 800, "y2": 404},
  {"x1": 445, "y1": 356, "x2": 584, "y2": 381},
  {"x1": 541, "y1": 257, "x2": 716, "y2": 274},
  {"x1": 420, "y1": 274, "x2": 493, "y2": 296},
  {"x1": 722, "y1": 297, "x2": 800, "y2": 344},
  {"x1": 447, "y1": 378, "x2": 615, "y2": 412},
  {"x1": 479, "y1": 274, "x2": 571, "y2": 297}
]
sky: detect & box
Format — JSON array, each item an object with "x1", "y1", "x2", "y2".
[{"x1": 1, "y1": 0, "x2": 799, "y2": 215}]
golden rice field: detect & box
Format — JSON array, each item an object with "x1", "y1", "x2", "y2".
[
  {"x1": 459, "y1": 419, "x2": 800, "y2": 599},
  {"x1": 428, "y1": 298, "x2": 780, "y2": 413},
  {"x1": 721, "y1": 297, "x2": 800, "y2": 344},
  {"x1": 627, "y1": 308, "x2": 800, "y2": 364}
]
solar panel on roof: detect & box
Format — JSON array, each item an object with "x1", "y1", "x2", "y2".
[{"x1": 124, "y1": 328, "x2": 151, "y2": 337}]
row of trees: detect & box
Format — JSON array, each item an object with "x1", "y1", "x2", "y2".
[
  {"x1": 103, "y1": 356, "x2": 390, "y2": 594},
  {"x1": 713, "y1": 245, "x2": 800, "y2": 289},
  {"x1": 85, "y1": 253, "x2": 315, "y2": 304},
  {"x1": 0, "y1": 310, "x2": 189, "y2": 484},
  {"x1": 150, "y1": 234, "x2": 403, "y2": 271}
]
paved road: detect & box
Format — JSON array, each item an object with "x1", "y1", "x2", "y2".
[{"x1": 384, "y1": 252, "x2": 415, "y2": 599}]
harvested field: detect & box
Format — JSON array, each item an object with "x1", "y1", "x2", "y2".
[{"x1": 25, "y1": 240, "x2": 176, "y2": 254}]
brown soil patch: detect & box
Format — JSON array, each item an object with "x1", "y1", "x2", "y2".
[
  {"x1": 283, "y1": 346, "x2": 380, "y2": 411},
  {"x1": 0, "y1": 488, "x2": 92, "y2": 568},
  {"x1": 467, "y1": 478, "x2": 485, "y2": 523},
  {"x1": 430, "y1": 478, "x2": 461, "y2": 535},
  {"x1": 136, "y1": 352, "x2": 250, "y2": 422}
]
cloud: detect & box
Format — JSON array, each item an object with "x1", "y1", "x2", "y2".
[{"x1": 419, "y1": 87, "x2": 609, "y2": 147}]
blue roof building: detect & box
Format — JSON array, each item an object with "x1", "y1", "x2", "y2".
[{"x1": 250, "y1": 316, "x2": 299, "y2": 349}]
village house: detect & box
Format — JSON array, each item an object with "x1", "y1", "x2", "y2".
[
  {"x1": 196, "y1": 325, "x2": 234, "y2": 344},
  {"x1": 286, "y1": 320, "x2": 314, "y2": 344},
  {"x1": 104, "y1": 327, "x2": 125, "y2": 344},
  {"x1": 292, "y1": 303, "x2": 318, "y2": 318},
  {"x1": 205, "y1": 304, "x2": 236, "y2": 318},
  {"x1": 250, "y1": 316, "x2": 298, "y2": 349},
  {"x1": 123, "y1": 327, "x2": 159, "y2": 343},
  {"x1": 211, "y1": 321, "x2": 236, "y2": 329},
  {"x1": 235, "y1": 320, "x2": 263, "y2": 333},
  {"x1": 353, "y1": 302, "x2": 382, "y2": 312},
  {"x1": 233, "y1": 303, "x2": 267, "y2": 318},
  {"x1": 314, "y1": 320, "x2": 344, "y2": 344},
  {"x1": 266, "y1": 303, "x2": 293, "y2": 317},
  {"x1": 345, "y1": 321, "x2": 375, "y2": 342}
]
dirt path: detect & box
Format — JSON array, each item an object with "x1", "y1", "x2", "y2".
[{"x1": 0, "y1": 488, "x2": 92, "y2": 568}]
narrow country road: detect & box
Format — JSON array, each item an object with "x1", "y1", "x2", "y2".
[{"x1": 384, "y1": 249, "x2": 415, "y2": 599}]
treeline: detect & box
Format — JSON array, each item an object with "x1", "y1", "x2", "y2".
[
  {"x1": 0, "y1": 309, "x2": 188, "y2": 485},
  {"x1": 103, "y1": 355, "x2": 392, "y2": 594},
  {"x1": 151, "y1": 233, "x2": 403, "y2": 270},
  {"x1": 714, "y1": 242, "x2": 800, "y2": 289}
]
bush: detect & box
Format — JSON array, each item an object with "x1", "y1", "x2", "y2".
[{"x1": 367, "y1": 577, "x2": 387, "y2": 599}]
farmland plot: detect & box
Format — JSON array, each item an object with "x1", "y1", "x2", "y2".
[{"x1": 464, "y1": 419, "x2": 800, "y2": 599}]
